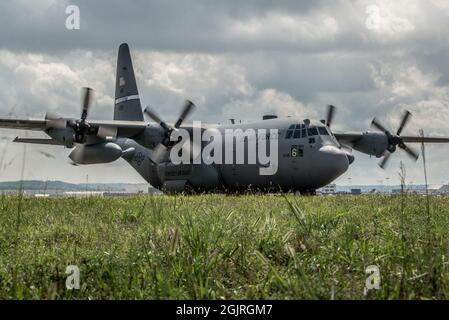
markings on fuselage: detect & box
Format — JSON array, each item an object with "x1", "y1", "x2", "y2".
[
  {"x1": 134, "y1": 152, "x2": 145, "y2": 166},
  {"x1": 290, "y1": 145, "x2": 304, "y2": 157},
  {"x1": 165, "y1": 167, "x2": 191, "y2": 177}
]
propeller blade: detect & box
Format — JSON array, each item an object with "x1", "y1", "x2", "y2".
[
  {"x1": 144, "y1": 106, "x2": 170, "y2": 132},
  {"x1": 45, "y1": 112, "x2": 66, "y2": 129},
  {"x1": 81, "y1": 87, "x2": 93, "y2": 121},
  {"x1": 378, "y1": 151, "x2": 391, "y2": 169},
  {"x1": 396, "y1": 110, "x2": 411, "y2": 136},
  {"x1": 174, "y1": 100, "x2": 196, "y2": 128},
  {"x1": 326, "y1": 105, "x2": 335, "y2": 128},
  {"x1": 371, "y1": 118, "x2": 388, "y2": 133},
  {"x1": 399, "y1": 143, "x2": 419, "y2": 161}
]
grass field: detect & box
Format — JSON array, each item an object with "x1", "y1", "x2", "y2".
[{"x1": 1, "y1": 193, "x2": 449, "y2": 299}]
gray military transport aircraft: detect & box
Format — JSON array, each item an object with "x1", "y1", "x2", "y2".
[{"x1": 1, "y1": 43, "x2": 449, "y2": 194}]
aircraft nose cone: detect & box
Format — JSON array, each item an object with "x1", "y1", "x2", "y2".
[{"x1": 318, "y1": 145, "x2": 349, "y2": 177}]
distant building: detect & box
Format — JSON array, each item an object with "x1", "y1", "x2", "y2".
[
  {"x1": 320, "y1": 183, "x2": 337, "y2": 194},
  {"x1": 34, "y1": 194, "x2": 50, "y2": 198},
  {"x1": 64, "y1": 191, "x2": 104, "y2": 198},
  {"x1": 350, "y1": 188, "x2": 362, "y2": 195}
]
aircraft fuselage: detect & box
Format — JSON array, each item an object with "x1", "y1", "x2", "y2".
[{"x1": 121, "y1": 117, "x2": 353, "y2": 193}]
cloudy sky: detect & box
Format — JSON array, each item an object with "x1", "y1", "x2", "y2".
[{"x1": 0, "y1": 0, "x2": 449, "y2": 186}]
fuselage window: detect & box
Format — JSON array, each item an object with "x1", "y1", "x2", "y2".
[
  {"x1": 307, "y1": 127, "x2": 318, "y2": 136},
  {"x1": 318, "y1": 127, "x2": 329, "y2": 135}
]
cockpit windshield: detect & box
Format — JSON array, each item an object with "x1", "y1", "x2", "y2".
[
  {"x1": 307, "y1": 128, "x2": 318, "y2": 136},
  {"x1": 285, "y1": 124, "x2": 332, "y2": 139}
]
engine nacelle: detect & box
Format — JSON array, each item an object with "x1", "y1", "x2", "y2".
[
  {"x1": 352, "y1": 131, "x2": 388, "y2": 157},
  {"x1": 134, "y1": 125, "x2": 166, "y2": 149},
  {"x1": 69, "y1": 142, "x2": 123, "y2": 164},
  {"x1": 47, "y1": 128, "x2": 75, "y2": 148}
]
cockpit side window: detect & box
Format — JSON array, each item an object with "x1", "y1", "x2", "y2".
[
  {"x1": 285, "y1": 130, "x2": 293, "y2": 139},
  {"x1": 318, "y1": 127, "x2": 329, "y2": 135}
]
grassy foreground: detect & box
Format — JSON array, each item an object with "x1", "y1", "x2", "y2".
[{"x1": 1, "y1": 194, "x2": 449, "y2": 299}]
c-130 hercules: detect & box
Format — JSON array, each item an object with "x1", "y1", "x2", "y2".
[{"x1": 1, "y1": 43, "x2": 449, "y2": 194}]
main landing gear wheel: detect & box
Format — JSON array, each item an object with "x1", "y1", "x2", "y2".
[{"x1": 299, "y1": 189, "x2": 316, "y2": 196}]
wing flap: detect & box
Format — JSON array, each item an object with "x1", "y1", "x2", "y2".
[{"x1": 13, "y1": 137, "x2": 63, "y2": 145}]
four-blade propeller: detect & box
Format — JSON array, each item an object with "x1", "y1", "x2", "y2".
[
  {"x1": 371, "y1": 110, "x2": 419, "y2": 169},
  {"x1": 144, "y1": 100, "x2": 197, "y2": 163},
  {"x1": 45, "y1": 87, "x2": 95, "y2": 143}
]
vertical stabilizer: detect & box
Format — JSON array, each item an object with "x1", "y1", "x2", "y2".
[{"x1": 114, "y1": 43, "x2": 144, "y2": 121}]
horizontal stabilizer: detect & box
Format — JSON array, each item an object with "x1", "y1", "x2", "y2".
[{"x1": 13, "y1": 137, "x2": 63, "y2": 145}]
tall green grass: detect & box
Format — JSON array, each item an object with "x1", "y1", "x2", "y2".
[{"x1": 0, "y1": 194, "x2": 449, "y2": 299}]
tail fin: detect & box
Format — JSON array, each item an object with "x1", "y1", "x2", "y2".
[{"x1": 114, "y1": 43, "x2": 144, "y2": 121}]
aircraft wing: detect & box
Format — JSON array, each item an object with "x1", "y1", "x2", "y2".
[
  {"x1": 333, "y1": 131, "x2": 363, "y2": 147},
  {"x1": 0, "y1": 117, "x2": 148, "y2": 133},
  {"x1": 0, "y1": 118, "x2": 47, "y2": 130},
  {"x1": 334, "y1": 131, "x2": 449, "y2": 145},
  {"x1": 88, "y1": 119, "x2": 148, "y2": 130},
  {"x1": 401, "y1": 136, "x2": 449, "y2": 143}
]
